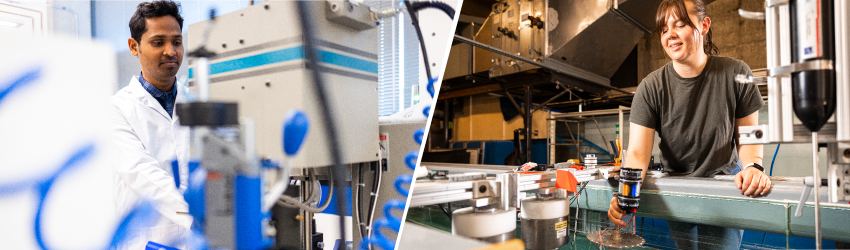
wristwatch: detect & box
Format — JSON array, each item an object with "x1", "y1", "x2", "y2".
[{"x1": 744, "y1": 162, "x2": 764, "y2": 172}]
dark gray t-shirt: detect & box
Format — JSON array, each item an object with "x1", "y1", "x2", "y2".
[{"x1": 630, "y1": 56, "x2": 764, "y2": 177}]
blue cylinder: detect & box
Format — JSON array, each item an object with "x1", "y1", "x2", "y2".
[{"x1": 235, "y1": 175, "x2": 272, "y2": 250}]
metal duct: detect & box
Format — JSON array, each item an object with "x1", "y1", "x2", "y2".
[
  {"x1": 476, "y1": 0, "x2": 716, "y2": 85},
  {"x1": 546, "y1": 10, "x2": 645, "y2": 79}
]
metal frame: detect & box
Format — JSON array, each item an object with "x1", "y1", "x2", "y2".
[
  {"x1": 765, "y1": 1, "x2": 795, "y2": 142},
  {"x1": 755, "y1": 2, "x2": 850, "y2": 247},
  {"x1": 826, "y1": 143, "x2": 850, "y2": 202},
  {"x1": 411, "y1": 163, "x2": 612, "y2": 209},
  {"x1": 547, "y1": 106, "x2": 630, "y2": 165},
  {"x1": 412, "y1": 162, "x2": 850, "y2": 243}
]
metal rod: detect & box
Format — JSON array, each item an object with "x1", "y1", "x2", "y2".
[
  {"x1": 471, "y1": 22, "x2": 476, "y2": 72},
  {"x1": 812, "y1": 132, "x2": 821, "y2": 249},
  {"x1": 468, "y1": 43, "x2": 474, "y2": 76},
  {"x1": 525, "y1": 86, "x2": 533, "y2": 163},
  {"x1": 573, "y1": 187, "x2": 581, "y2": 246},
  {"x1": 452, "y1": 35, "x2": 633, "y2": 95},
  {"x1": 505, "y1": 90, "x2": 526, "y2": 119},
  {"x1": 611, "y1": 8, "x2": 651, "y2": 34},
  {"x1": 548, "y1": 112, "x2": 555, "y2": 165},
  {"x1": 531, "y1": 88, "x2": 570, "y2": 113},
  {"x1": 618, "y1": 106, "x2": 624, "y2": 143},
  {"x1": 592, "y1": 119, "x2": 612, "y2": 155},
  {"x1": 563, "y1": 120, "x2": 580, "y2": 158},
  {"x1": 302, "y1": 173, "x2": 313, "y2": 250},
  {"x1": 444, "y1": 100, "x2": 450, "y2": 148}
]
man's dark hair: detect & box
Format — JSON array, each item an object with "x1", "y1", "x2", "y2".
[{"x1": 129, "y1": 0, "x2": 183, "y2": 43}]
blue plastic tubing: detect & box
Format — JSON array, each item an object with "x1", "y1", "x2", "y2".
[{"x1": 359, "y1": 77, "x2": 435, "y2": 250}]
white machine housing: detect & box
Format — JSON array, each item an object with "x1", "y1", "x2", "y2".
[{"x1": 187, "y1": 1, "x2": 380, "y2": 168}]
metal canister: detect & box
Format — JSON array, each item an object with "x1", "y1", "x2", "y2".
[{"x1": 519, "y1": 194, "x2": 570, "y2": 250}]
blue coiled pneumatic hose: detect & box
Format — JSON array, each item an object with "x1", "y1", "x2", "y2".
[{"x1": 359, "y1": 1, "x2": 454, "y2": 249}]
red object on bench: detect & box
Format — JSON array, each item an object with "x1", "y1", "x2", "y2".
[{"x1": 556, "y1": 169, "x2": 579, "y2": 193}]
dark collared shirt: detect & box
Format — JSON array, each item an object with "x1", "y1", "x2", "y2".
[{"x1": 139, "y1": 72, "x2": 177, "y2": 118}]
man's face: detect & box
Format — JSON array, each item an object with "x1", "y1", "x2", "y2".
[{"x1": 129, "y1": 15, "x2": 183, "y2": 85}]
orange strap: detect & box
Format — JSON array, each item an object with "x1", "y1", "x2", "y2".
[{"x1": 555, "y1": 169, "x2": 579, "y2": 193}]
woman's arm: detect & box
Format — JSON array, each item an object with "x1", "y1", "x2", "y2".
[
  {"x1": 735, "y1": 110, "x2": 770, "y2": 197},
  {"x1": 608, "y1": 122, "x2": 655, "y2": 226}
]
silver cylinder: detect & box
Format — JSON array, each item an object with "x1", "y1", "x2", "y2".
[
  {"x1": 475, "y1": 230, "x2": 517, "y2": 244},
  {"x1": 519, "y1": 196, "x2": 570, "y2": 250},
  {"x1": 521, "y1": 217, "x2": 570, "y2": 250},
  {"x1": 812, "y1": 132, "x2": 822, "y2": 249}
]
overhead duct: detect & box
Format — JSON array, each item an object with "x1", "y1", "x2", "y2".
[{"x1": 454, "y1": 0, "x2": 714, "y2": 86}]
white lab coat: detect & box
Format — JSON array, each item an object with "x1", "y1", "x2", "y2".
[{"x1": 110, "y1": 76, "x2": 192, "y2": 249}]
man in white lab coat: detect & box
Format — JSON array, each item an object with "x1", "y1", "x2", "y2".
[{"x1": 109, "y1": 1, "x2": 192, "y2": 248}]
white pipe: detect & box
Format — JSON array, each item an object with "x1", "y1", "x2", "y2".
[
  {"x1": 779, "y1": 4, "x2": 794, "y2": 141},
  {"x1": 835, "y1": 0, "x2": 850, "y2": 141},
  {"x1": 766, "y1": 4, "x2": 782, "y2": 143},
  {"x1": 196, "y1": 57, "x2": 210, "y2": 102},
  {"x1": 262, "y1": 158, "x2": 292, "y2": 213},
  {"x1": 738, "y1": 8, "x2": 766, "y2": 20}
]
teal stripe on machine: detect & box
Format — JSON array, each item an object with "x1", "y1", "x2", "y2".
[
  {"x1": 212, "y1": 47, "x2": 304, "y2": 75},
  {"x1": 317, "y1": 50, "x2": 377, "y2": 74},
  {"x1": 188, "y1": 46, "x2": 377, "y2": 79}
]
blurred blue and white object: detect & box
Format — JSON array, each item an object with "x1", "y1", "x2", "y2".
[{"x1": 0, "y1": 36, "x2": 119, "y2": 249}]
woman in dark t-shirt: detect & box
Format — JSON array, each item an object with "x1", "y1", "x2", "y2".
[{"x1": 606, "y1": 0, "x2": 770, "y2": 249}]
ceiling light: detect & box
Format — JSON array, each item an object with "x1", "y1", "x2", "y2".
[{"x1": 0, "y1": 20, "x2": 22, "y2": 28}]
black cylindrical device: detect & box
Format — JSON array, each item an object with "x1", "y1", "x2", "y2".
[
  {"x1": 617, "y1": 168, "x2": 642, "y2": 214},
  {"x1": 791, "y1": 0, "x2": 836, "y2": 132}
]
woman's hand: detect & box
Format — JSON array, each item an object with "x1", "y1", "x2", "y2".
[
  {"x1": 607, "y1": 196, "x2": 628, "y2": 226},
  {"x1": 735, "y1": 167, "x2": 772, "y2": 197}
]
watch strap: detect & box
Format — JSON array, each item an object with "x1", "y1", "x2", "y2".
[{"x1": 744, "y1": 162, "x2": 764, "y2": 172}]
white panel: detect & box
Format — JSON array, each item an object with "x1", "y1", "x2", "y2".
[
  {"x1": 0, "y1": 37, "x2": 117, "y2": 250},
  {"x1": 0, "y1": 2, "x2": 44, "y2": 39}
]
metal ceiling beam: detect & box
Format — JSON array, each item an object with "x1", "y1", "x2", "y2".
[{"x1": 453, "y1": 35, "x2": 634, "y2": 96}]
